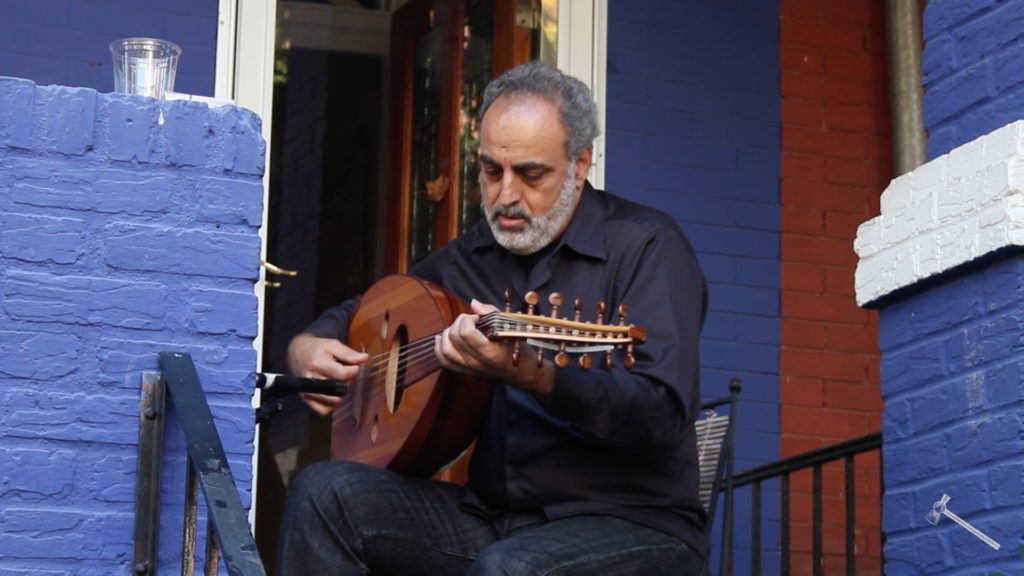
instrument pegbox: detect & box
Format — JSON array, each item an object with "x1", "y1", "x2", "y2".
[{"x1": 485, "y1": 291, "x2": 646, "y2": 373}]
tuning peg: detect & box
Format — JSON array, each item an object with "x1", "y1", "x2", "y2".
[
  {"x1": 624, "y1": 343, "x2": 636, "y2": 370},
  {"x1": 603, "y1": 349, "x2": 613, "y2": 370},
  {"x1": 548, "y1": 292, "x2": 563, "y2": 318},
  {"x1": 578, "y1": 353, "x2": 592, "y2": 370},
  {"x1": 554, "y1": 342, "x2": 569, "y2": 368},
  {"x1": 536, "y1": 346, "x2": 545, "y2": 367},
  {"x1": 511, "y1": 340, "x2": 521, "y2": 367},
  {"x1": 617, "y1": 303, "x2": 629, "y2": 326},
  {"x1": 595, "y1": 300, "x2": 606, "y2": 325},
  {"x1": 503, "y1": 289, "x2": 513, "y2": 312},
  {"x1": 573, "y1": 298, "x2": 583, "y2": 322},
  {"x1": 524, "y1": 291, "x2": 539, "y2": 316}
]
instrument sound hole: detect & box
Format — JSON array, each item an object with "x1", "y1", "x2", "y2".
[{"x1": 385, "y1": 326, "x2": 409, "y2": 414}]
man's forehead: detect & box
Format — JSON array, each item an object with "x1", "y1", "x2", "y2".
[
  {"x1": 480, "y1": 96, "x2": 566, "y2": 156},
  {"x1": 482, "y1": 94, "x2": 560, "y2": 127},
  {"x1": 478, "y1": 153, "x2": 553, "y2": 170}
]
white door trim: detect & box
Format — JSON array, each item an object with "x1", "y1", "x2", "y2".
[
  {"x1": 215, "y1": 0, "x2": 278, "y2": 529},
  {"x1": 558, "y1": 0, "x2": 607, "y2": 189}
]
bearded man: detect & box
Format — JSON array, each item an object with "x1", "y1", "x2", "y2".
[{"x1": 279, "y1": 60, "x2": 709, "y2": 576}]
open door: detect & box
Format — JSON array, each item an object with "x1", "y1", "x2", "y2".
[{"x1": 254, "y1": 0, "x2": 550, "y2": 571}]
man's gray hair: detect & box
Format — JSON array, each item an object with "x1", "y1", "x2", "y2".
[{"x1": 480, "y1": 61, "x2": 600, "y2": 161}]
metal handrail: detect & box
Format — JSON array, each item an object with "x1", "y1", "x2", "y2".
[
  {"x1": 732, "y1": 433, "x2": 882, "y2": 487},
  {"x1": 132, "y1": 351, "x2": 266, "y2": 576},
  {"x1": 722, "y1": 431, "x2": 883, "y2": 576}
]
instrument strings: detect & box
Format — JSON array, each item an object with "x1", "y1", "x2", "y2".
[
  {"x1": 352, "y1": 314, "x2": 549, "y2": 379},
  {"x1": 332, "y1": 313, "x2": 590, "y2": 419}
]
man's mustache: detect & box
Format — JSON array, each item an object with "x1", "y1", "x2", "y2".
[{"x1": 489, "y1": 204, "x2": 532, "y2": 224}]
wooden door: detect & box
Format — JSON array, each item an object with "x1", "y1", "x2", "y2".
[{"x1": 385, "y1": 0, "x2": 537, "y2": 274}]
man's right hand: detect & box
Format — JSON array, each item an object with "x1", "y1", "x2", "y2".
[{"x1": 286, "y1": 332, "x2": 368, "y2": 416}]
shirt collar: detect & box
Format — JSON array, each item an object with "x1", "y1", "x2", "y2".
[
  {"x1": 469, "y1": 181, "x2": 607, "y2": 260},
  {"x1": 559, "y1": 182, "x2": 607, "y2": 260}
]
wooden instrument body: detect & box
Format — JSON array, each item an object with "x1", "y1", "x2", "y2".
[{"x1": 329, "y1": 274, "x2": 493, "y2": 477}]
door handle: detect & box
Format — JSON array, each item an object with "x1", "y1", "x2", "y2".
[{"x1": 261, "y1": 260, "x2": 299, "y2": 277}]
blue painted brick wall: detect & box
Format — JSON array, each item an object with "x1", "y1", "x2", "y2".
[
  {"x1": 0, "y1": 0, "x2": 217, "y2": 96},
  {"x1": 879, "y1": 255, "x2": 1024, "y2": 575},
  {"x1": 605, "y1": 1, "x2": 781, "y2": 571},
  {"x1": 888, "y1": 2, "x2": 1024, "y2": 573},
  {"x1": 922, "y1": 0, "x2": 1024, "y2": 157},
  {"x1": 0, "y1": 76, "x2": 264, "y2": 574}
]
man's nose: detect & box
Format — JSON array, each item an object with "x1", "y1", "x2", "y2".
[{"x1": 497, "y1": 173, "x2": 521, "y2": 205}]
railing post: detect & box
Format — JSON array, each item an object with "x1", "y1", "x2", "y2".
[
  {"x1": 183, "y1": 460, "x2": 199, "y2": 576},
  {"x1": 781, "y1": 472, "x2": 790, "y2": 576},
  {"x1": 205, "y1": 515, "x2": 221, "y2": 576},
  {"x1": 720, "y1": 378, "x2": 742, "y2": 576},
  {"x1": 813, "y1": 463, "x2": 823, "y2": 576},
  {"x1": 845, "y1": 454, "x2": 855, "y2": 576},
  {"x1": 751, "y1": 480, "x2": 761, "y2": 576},
  {"x1": 158, "y1": 351, "x2": 266, "y2": 576},
  {"x1": 132, "y1": 371, "x2": 167, "y2": 575}
]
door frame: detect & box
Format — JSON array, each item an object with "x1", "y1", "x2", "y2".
[{"x1": 214, "y1": 0, "x2": 608, "y2": 526}]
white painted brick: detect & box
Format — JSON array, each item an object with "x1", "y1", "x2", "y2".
[
  {"x1": 856, "y1": 121, "x2": 1024, "y2": 306},
  {"x1": 854, "y1": 218, "x2": 882, "y2": 256},
  {"x1": 947, "y1": 137, "x2": 985, "y2": 182},
  {"x1": 911, "y1": 154, "x2": 947, "y2": 192},
  {"x1": 981, "y1": 162, "x2": 1011, "y2": 205},
  {"x1": 1006, "y1": 155, "x2": 1024, "y2": 189},
  {"x1": 915, "y1": 236, "x2": 942, "y2": 280},
  {"x1": 1003, "y1": 193, "x2": 1024, "y2": 244},
  {"x1": 936, "y1": 173, "x2": 983, "y2": 224},
  {"x1": 880, "y1": 171, "x2": 915, "y2": 214},
  {"x1": 975, "y1": 204, "x2": 1010, "y2": 256},
  {"x1": 981, "y1": 120, "x2": 1024, "y2": 166},
  {"x1": 940, "y1": 218, "x2": 978, "y2": 269},
  {"x1": 854, "y1": 255, "x2": 887, "y2": 302},
  {"x1": 882, "y1": 207, "x2": 915, "y2": 246},
  {"x1": 909, "y1": 184, "x2": 938, "y2": 232}
]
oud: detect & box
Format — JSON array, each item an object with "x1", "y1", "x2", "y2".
[{"x1": 330, "y1": 274, "x2": 646, "y2": 477}]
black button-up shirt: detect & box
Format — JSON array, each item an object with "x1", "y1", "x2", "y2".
[{"x1": 307, "y1": 183, "x2": 709, "y2": 557}]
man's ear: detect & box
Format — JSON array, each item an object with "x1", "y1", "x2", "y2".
[{"x1": 574, "y1": 147, "x2": 593, "y2": 190}]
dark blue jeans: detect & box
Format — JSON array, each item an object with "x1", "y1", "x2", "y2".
[{"x1": 277, "y1": 460, "x2": 704, "y2": 576}]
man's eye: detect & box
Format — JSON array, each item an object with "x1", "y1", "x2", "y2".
[
  {"x1": 522, "y1": 171, "x2": 543, "y2": 182},
  {"x1": 483, "y1": 167, "x2": 502, "y2": 179}
]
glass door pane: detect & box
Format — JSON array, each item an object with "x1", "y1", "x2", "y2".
[
  {"x1": 386, "y1": 0, "x2": 556, "y2": 273},
  {"x1": 408, "y1": 22, "x2": 444, "y2": 265},
  {"x1": 457, "y1": 0, "x2": 493, "y2": 233}
]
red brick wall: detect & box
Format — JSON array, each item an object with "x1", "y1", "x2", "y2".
[{"x1": 780, "y1": 0, "x2": 890, "y2": 573}]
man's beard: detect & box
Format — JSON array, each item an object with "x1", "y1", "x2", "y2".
[{"x1": 483, "y1": 170, "x2": 578, "y2": 255}]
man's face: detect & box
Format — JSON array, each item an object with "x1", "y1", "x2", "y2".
[{"x1": 479, "y1": 94, "x2": 591, "y2": 255}]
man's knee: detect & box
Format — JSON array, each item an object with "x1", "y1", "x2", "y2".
[
  {"x1": 467, "y1": 544, "x2": 544, "y2": 576},
  {"x1": 287, "y1": 460, "x2": 377, "y2": 508}
]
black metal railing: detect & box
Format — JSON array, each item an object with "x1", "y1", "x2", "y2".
[
  {"x1": 721, "y1": 432, "x2": 883, "y2": 576},
  {"x1": 699, "y1": 379, "x2": 742, "y2": 576},
  {"x1": 132, "y1": 351, "x2": 266, "y2": 576}
]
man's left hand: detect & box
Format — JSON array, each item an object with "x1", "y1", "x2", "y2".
[{"x1": 435, "y1": 299, "x2": 553, "y2": 400}]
